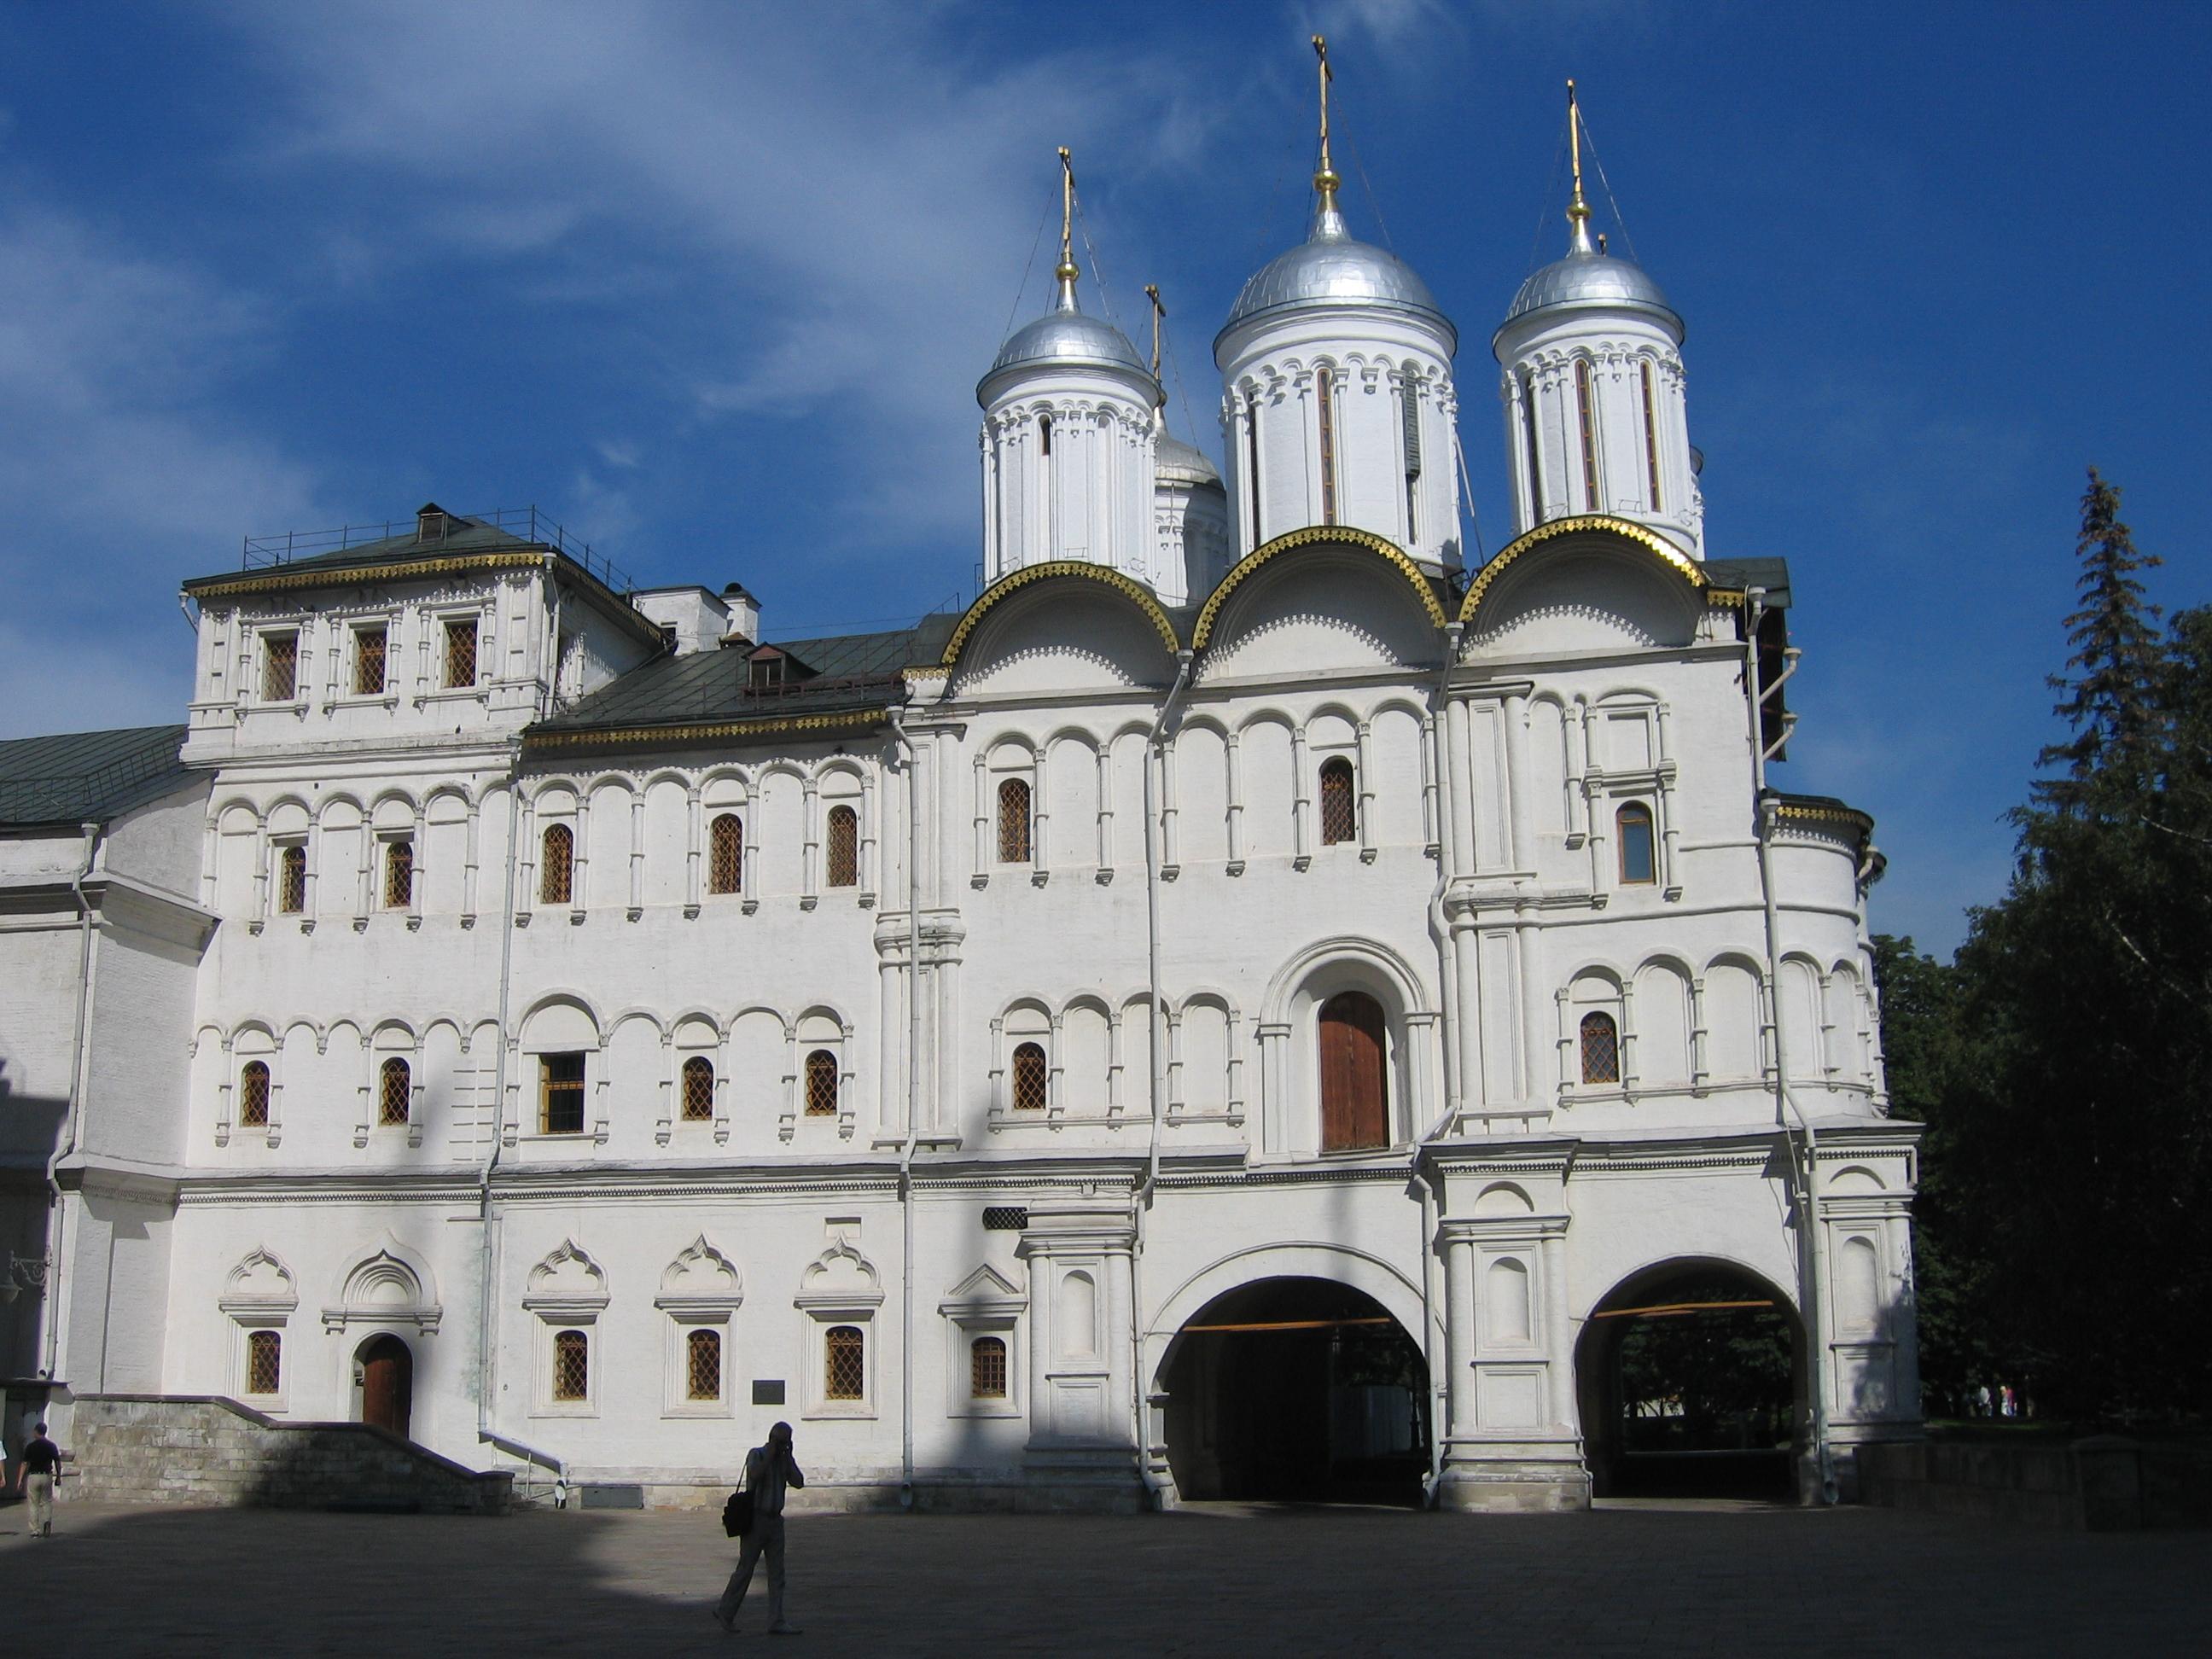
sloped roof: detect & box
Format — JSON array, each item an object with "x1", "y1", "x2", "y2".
[
  {"x1": 181, "y1": 514, "x2": 542, "y2": 594},
  {"x1": 0, "y1": 725, "x2": 194, "y2": 829}
]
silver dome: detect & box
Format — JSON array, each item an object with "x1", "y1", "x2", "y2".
[
  {"x1": 1216, "y1": 207, "x2": 1454, "y2": 355},
  {"x1": 1155, "y1": 432, "x2": 1222, "y2": 489},
  {"x1": 980, "y1": 292, "x2": 1150, "y2": 406},
  {"x1": 1500, "y1": 248, "x2": 1681, "y2": 335}
]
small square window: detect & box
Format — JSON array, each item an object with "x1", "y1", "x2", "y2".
[{"x1": 541, "y1": 1052, "x2": 586, "y2": 1135}]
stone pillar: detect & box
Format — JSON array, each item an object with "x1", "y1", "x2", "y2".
[{"x1": 1015, "y1": 1196, "x2": 1144, "y2": 1511}]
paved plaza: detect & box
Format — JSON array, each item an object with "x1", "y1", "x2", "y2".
[{"x1": 1, "y1": 1496, "x2": 2202, "y2": 1655}]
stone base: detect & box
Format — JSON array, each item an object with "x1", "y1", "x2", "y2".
[{"x1": 1435, "y1": 1437, "x2": 1592, "y2": 1512}]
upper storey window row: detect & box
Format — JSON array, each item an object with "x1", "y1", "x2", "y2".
[{"x1": 237, "y1": 607, "x2": 486, "y2": 714}]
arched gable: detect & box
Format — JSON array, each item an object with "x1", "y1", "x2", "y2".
[
  {"x1": 942, "y1": 562, "x2": 1180, "y2": 665},
  {"x1": 1195, "y1": 528, "x2": 1447, "y2": 682},
  {"x1": 1460, "y1": 515, "x2": 1711, "y2": 655},
  {"x1": 945, "y1": 565, "x2": 1183, "y2": 696}
]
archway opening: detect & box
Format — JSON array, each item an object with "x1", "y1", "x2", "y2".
[
  {"x1": 357, "y1": 1335, "x2": 414, "y2": 1441},
  {"x1": 1162, "y1": 1276, "x2": 1428, "y2": 1505},
  {"x1": 1575, "y1": 1261, "x2": 1802, "y2": 1501}
]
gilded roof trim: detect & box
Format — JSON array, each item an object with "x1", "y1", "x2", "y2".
[
  {"x1": 184, "y1": 550, "x2": 549, "y2": 601},
  {"x1": 523, "y1": 707, "x2": 888, "y2": 751},
  {"x1": 1457, "y1": 515, "x2": 1708, "y2": 627},
  {"x1": 1775, "y1": 800, "x2": 1877, "y2": 841},
  {"x1": 1191, "y1": 526, "x2": 1447, "y2": 649},
  {"x1": 936, "y1": 562, "x2": 1182, "y2": 668}
]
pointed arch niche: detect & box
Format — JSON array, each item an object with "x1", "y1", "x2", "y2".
[{"x1": 657, "y1": 1236, "x2": 744, "y2": 1417}]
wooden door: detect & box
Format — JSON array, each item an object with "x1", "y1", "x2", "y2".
[
  {"x1": 1318, "y1": 992, "x2": 1388, "y2": 1151},
  {"x1": 361, "y1": 1336, "x2": 413, "y2": 1441}
]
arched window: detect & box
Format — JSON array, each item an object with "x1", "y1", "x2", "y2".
[
  {"x1": 825, "y1": 1325, "x2": 864, "y2": 1400},
  {"x1": 824, "y1": 804, "x2": 858, "y2": 888},
  {"x1": 708, "y1": 812, "x2": 742, "y2": 895},
  {"x1": 1318, "y1": 991, "x2": 1388, "y2": 1153},
  {"x1": 1580, "y1": 1011, "x2": 1621, "y2": 1085},
  {"x1": 1519, "y1": 371, "x2": 1544, "y2": 524},
  {"x1": 245, "y1": 1329, "x2": 282, "y2": 1395},
  {"x1": 1641, "y1": 360, "x2": 1664, "y2": 511},
  {"x1": 805, "y1": 1049, "x2": 839, "y2": 1117},
  {"x1": 1315, "y1": 367, "x2": 1339, "y2": 525},
  {"x1": 1318, "y1": 756, "x2": 1357, "y2": 846},
  {"x1": 681, "y1": 1056, "x2": 715, "y2": 1121},
  {"x1": 277, "y1": 844, "x2": 307, "y2": 914},
  {"x1": 378, "y1": 1057, "x2": 410, "y2": 1127},
  {"x1": 997, "y1": 777, "x2": 1032, "y2": 864},
  {"x1": 1011, "y1": 1042, "x2": 1048, "y2": 1112},
  {"x1": 539, "y1": 822, "x2": 573, "y2": 905},
  {"x1": 552, "y1": 1329, "x2": 589, "y2": 1401},
  {"x1": 1575, "y1": 358, "x2": 1600, "y2": 513},
  {"x1": 686, "y1": 1328, "x2": 722, "y2": 1400},
  {"x1": 970, "y1": 1336, "x2": 1008, "y2": 1400},
  {"x1": 384, "y1": 838, "x2": 413, "y2": 909},
  {"x1": 1039, "y1": 413, "x2": 1053, "y2": 457},
  {"x1": 1616, "y1": 803, "x2": 1656, "y2": 885},
  {"x1": 238, "y1": 1061, "x2": 271, "y2": 1129}
]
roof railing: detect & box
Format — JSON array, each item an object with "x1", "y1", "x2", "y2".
[{"x1": 241, "y1": 506, "x2": 634, "y2": 593}]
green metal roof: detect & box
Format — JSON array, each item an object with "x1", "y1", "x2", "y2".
[{"x1": 0, "y1": 725, "x2": 193, "y2": 829}]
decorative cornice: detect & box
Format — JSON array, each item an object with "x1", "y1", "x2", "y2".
[
  {"x1": 1458, "y1": 514, "x2": 1708, "y2": 627},
  {"x1": 185, "y1": 550, "x2": 547, "y2": 601},
  {"x1": 937, "y1": 561, "x2": 1182, "y2": 669},
  {"x1": 522, "y1": 707, "x2": 888, "y2": 752},
  {"x1": 1192, "y1": 525, "x2": 1447, "y2": 649},
  {"x1": 1775, "y1": 798, "x2": 1877, "y2": 842}
]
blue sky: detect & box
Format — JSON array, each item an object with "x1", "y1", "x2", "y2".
[{"x1": 3, "y1": 0, "x2": 2206, "y2": 956}]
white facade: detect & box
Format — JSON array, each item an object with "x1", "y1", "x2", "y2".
[{"x1": 0, "y1": 135, "x2": 1919, "y2": 1516}]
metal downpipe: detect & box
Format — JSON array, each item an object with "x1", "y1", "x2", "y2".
[{"x1": 889, "y1": 708, "x2": 923, "y2": 1511}]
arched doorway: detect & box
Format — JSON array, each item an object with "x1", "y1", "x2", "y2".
[
  {"x1": 1161, "y1": 1277, "x2": 1428, "y2": 1505},
  {"x1": 1575, "y1": 1260, "x2": 1803, "y2": 1501},
  {"x1": 1318, "y1": 992, "x2": 1388, "y2": 1152},
  {"x1": 358, "y1": 1335, "x2": 414, "y2": 1441}
]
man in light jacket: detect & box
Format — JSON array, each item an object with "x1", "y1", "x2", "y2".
[{"x1": 716, "y1": 1420, "x2": 804, "y2": 1634}]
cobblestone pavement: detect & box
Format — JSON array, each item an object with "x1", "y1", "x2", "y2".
[{"x1": 2, "y1": 1496, "x2": 2203, "y2": 1656}]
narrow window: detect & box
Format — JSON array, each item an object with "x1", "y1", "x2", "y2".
[
  {"x1": 1519, "y1": 372, "x2": 1544, "y2": 524},
  {"x1": 540, "y1": 1052, "x2": 586, "y2": 1135},
  {"x1": 238, "y1": 1061, "x2": 271, "y2": 1128},
  {"x1": 444, "y1": 617, "x2": 479, "y2": 689},
  {"x1": 824, "y1": 1324, "x2": 864, "y2": 1400},
  {"x1": 540, "y1": 823, "x2": 574, "y2": 905},
  {"x1": 1575, "y1": 359, "x2": 1599, "y2": 513},
  {"x1": 681, "y1": 1056, "x2": 715, "y2": 1122},
  {"x1": 1315, "y1": 368, "x2": 1339, "y2": 526},
  {"x1": 378, "y1": 1057, "x2": 410, "y2": 1127},
  {"x1": 1616, "y1": 803, "x2": 1656, "y2": 885},
  {"x1": 1244, "y1": 390, "x2": 1263, "y2": 544},
  {"x1": 1011, "y1": 1042, "x2": 1048, "y2": 1111},
  {"x1": 824, "y1": 804, "x2": 859, "y2": 888},
  {"x1": 384, "y1": 839, "x2": 413, "y2": 909},
  {"x1": 971, "y1": 1336, "x2": 1009, "y2": 1400},
  {"x1": 277, "y1": 845, "x2": 307, "y2": 914},
  {"x1": 263, "y1": 632, "x2": 299, "y2": 701},
  {"x1": 997, "y1": 777, "x2": 1032, "y2": 864},
  {"x1": 1318, "y1": 756, "x2": 1357, "y2": 846},
  {"x1": 552, "y1": 1329, "x2": 589, "y2": 1401},
  {"x1": 1317, "y1": 991, "x2": 1388, "y2": 1152},
  {"x1": 1640, "y1": 361, "x2": 1664, "y2": 511},
  {"x1": 353, "y1": 626, "x2": 387, "y2": 696},
  {"x1": 1039, "y1": 413, "x2": 1052, "y2": 457},
  {"x1": 1580, "y1": 1011, "x2": 1621, "y2": 1085},
  {"x1": 804, "y1": 1049, "x2": 839, "y2": 1117},
  {"x1": 708, "y1": 813, "x2": 742, "y2": 894},
  {"x1": 1400, "y1": 378, "x2": 1423, "y2": 542},
  {"x1": 687, "y1": 1328, "x2": 722, "y2": 1401},
  {"x1": 246, "y1": 1329, "x2": 282, "y2": 1395}
]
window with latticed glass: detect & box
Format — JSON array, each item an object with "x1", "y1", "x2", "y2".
[
  {"x1": 540, "y1": 823, "x2": 573, "y2": 904},
  {"x1": 825, "y1": 804, "x2": 858, "y2": 888},
  {"x1": 1319, "y1": 756, "x2": 1357, "y2": 845},
  {"x1": 278, "y1": 844, "x2": 306, "y2": 913},
  {"x1": 681, "y1": 1056, "x2": 714, "y2": 1122},
  {"x1": 245, "y1": 1329, "x2": 281, "y2": 1395},
  {"x1": 238, "y1": 1061, "x2": 271, "y2": 1128},
  {"x1": 686, "y1": 1328, "x2": 721, "y2": 1401},
  {"x1": 379, "y1": 1057, "x2": 410, "y2": 1126},
  {"x1": 444, "y1": 617, "x2": 478, "y2": 688},
  {"x1": 263, "y1": 632, "x2": 298, "y2": 701},
  {"x1": 708, "y1": 813, "x2": 742, "y2": 894},
  {"x1": 970, "y1": 1336, "x2": 1008, "y2": 1400},
  {"x1": 353, "y1": 626, "x2": 387, "y2": 696},
  {"x1": 824, "y1": 1325, "x2": 864, "y2": 1400},
  {"x1": 997, "y1": 777, "x2": 1031, "y2": 864},
  {"x1": 552, "y1": 1329, "x2": 589, "y2": 1401},
  {"x1": 1580, "y1": 1012, "x2": 1621, "y2": 1085},
  {"x1": 384, "y1": 839, "x2": 413, "y2": 909},
  {"x1": 805, "y1": 1049, "x2": 838, "y2": 1117},
  {"x1": 1011, "y1": 1042, "x2": 1047, "y2": 1112}
]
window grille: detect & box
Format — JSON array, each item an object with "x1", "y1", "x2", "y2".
[
  {"x1": 277, "y1": 845, "x2": 307, "y2": 914},
  {"x1": 541, "y1": 1052, "x2": 586, "y2": 1134},
  {"x1": 1575, "y1": 359, "x2": 1600, "y2": 513},
  {"x1": 982, "y1": 1206, "x2": 1028, "y2": 1232},
  {"x1": 1318, "y1": 756, "x2": 1357, "y2": 846},
  {"x1": 540, "y1": 822, "x2": 574, "y2": 904},
  {"x1": 681, "y1": 1056, "x2": 715, "y2": 1122},
  {"x1": 263, "y1": 632, "x2": 299, "y2": 701},
  {"x1": 552, "y1": 1329, "x2": 590, "y2": 1401},
  {"x1": 708, "y1": 813, "x2": 742, "y2": 894},
  {"x1": 384, "y1": 839, "x2": 413, "y2": 909},
  {"x1": 970, "y1": 1336, "x2": 1008, "y2": 1400},
  {"x1": 1011, "y1": 1042, "x2": 1048, "y2": 1112},
  {"x1": 997, "y1": 777, "x2": 1032, "y2": 864},
  {"x1": 804, "y1": 1049, "x2": 839, "y2": 1117},
  {"x1": 1641, "y1": 361, "x2": 1664, "y2": 511},
  {"x1": 824, "y1": 1325, "x2": 864, "y2": 1400},
  {"x1": 1580, "y1": 1012, "x2": 1621, "y2": 1085},
  {"x1": 354, "y1": 626, "x2": 387, "y2": 696},
  {"x1": 1616, "y1": 803, "x2": 1656, "y2": 885},
  {"x1": 239, "y1": 1061, "x2": 271, "y2": 1128},
  {"x1": 824, "y1": 804, "x2": 859, "y2": 888},
  {"x1": 686, "y1": 1328, "x2": 721, "y2": 1401},
  {"x1": 246, "y1": 1329, "x2": 281, "y2": 1395},
  {"x1": 379, "y1": 1057, "x2": 411, "y2": 1126},
  {"x1": 444, "y1": 617, "x2": 479, "y2": 689},
  {"x1": 1316, "y1": 369, "x2": 1339, "y2": 526}
]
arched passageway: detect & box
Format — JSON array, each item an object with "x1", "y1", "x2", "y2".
[
  {"x1": 1162, "y1": 1277, "x2": 1428, "y2": 1505},
  {"x1": 1575, "y1": 1261, "x2": 1803, "y2": 1501},
  {"x1": 357, "y1": 1335, "x2": 414, "y2": 1441}
]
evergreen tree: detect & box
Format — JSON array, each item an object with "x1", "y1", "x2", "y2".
[{"x1": 2034, "y1": 467, "x2": 2163, "y2": 814}]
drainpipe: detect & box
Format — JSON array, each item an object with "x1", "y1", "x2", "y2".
[
  {"x1": 1133, "y1": 649, "x2": 1194, "y2": 1508},
  {"x1": 40, "y1": 823, "x2": 102, "y2": 1381},
  {"x1": 1742, "y1": 589, "x2": 1835, "y2": 1504},
  {"x1": 888, "y1": 707, "x2": 923, "y2": 1511},
  {"x1": 1412, "y1": 624, "x2": 1463, "y2": 1505}
]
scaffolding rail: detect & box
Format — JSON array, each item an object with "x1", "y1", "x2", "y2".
[{"x1": 242, "y1": 506, "x2": 634, "y2": 594}]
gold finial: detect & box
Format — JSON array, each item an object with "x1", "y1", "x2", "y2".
[
  {"x1": 1054, "y1": 146, "x2": 1080, "y2": 308},
  {"x1": 1565, "y1": 79, "x2": 1596, "y2": 254},
  {"x1": 1144, "y1": 284, "x2": 1166, "y2": 380},
  {"x1": 1311, "y1": 34, "x2": 1341, "y2": 222}
]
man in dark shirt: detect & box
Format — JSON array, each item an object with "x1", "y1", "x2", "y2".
[
  {"x1": 17, "y1": 1423, "x2": 61, "y2": 1537},
  {"x1": 714, "y1": 1420, "x2": 804, "y2": 1634}
]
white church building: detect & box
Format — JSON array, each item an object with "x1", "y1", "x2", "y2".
[{"x1": 0, "y1": 77, "x2": 1920, "y2": 1513}]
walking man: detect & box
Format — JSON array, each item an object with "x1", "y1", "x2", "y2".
[
  {"x1": 716, "y1": 1420, "x2": 804, "y2": 1634},
  {"x1": 16, "y1": 1422, "x2": 61, "y2": 1537}
]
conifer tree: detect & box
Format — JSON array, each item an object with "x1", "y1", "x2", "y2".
[{"x1": 2034, "y1": 467, "x2": 2163, "y2": 815}]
